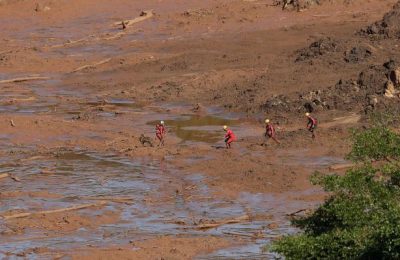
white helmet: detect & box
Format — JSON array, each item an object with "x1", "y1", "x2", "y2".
[
  {"x1": 305, "y1": 113, "x2": 310, "y2": 117},
  {"x1": 223, "y1": 125, "x2": 228, "y2": 130},
  {"x1": 265, "y1": 119, "x2": 270, "y2": 123},
  {"x1": 160, "y1": 120, "x2": 165, "y2": 125}
]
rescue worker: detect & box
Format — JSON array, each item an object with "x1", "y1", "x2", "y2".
[
  {"x1": 265, "y1": 119, "x2": 280, "y2": 144},
  {"x1": 223, "y1": 125, "x2": 236, "y2": 149},
  {"x1": 282, "y1": 0, "x2": 300, "y2": 11},
  {"x1": 305, "y1": 112, "x2": 317, "y2": 139},
  {"x1": 156, "y1": 120, "x2": 166, "y2": 147}
]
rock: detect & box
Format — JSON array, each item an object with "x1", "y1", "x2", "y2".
[
  {"x1": 295, "y1": 37, "x2": 343, "y2": 62},
  {"x1": 368, "y1": 95, "x2": 379, "y2": 106},
  {"x1": 390, "y1": 68, "x2": 400, "y2": 86},
  {"x1": 385, "y1": 80, "x2": 397, "y2": 98},
  {"x1": 35, "y1": 3, "x2": 51, "y2": 12},
  {"x1": 360, "y1": 2, "x2": 400, "y2": 39},
  {"x1": 344, "y1": 46, "x2": 372, "y2": 63}
]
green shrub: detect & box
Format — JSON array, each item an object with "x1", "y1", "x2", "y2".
[
  {"x1": 271, "y1": 125, "x2": 400, "y2": 259},
  {"x1": 348, "y1": 126, "x2": 400, "y2": 161}
]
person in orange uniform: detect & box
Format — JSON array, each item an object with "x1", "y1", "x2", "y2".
[
  {"x1": 156, "y1": 120, "x2": 166, "y2": 147},
  {"x1": 265, "y1": 119, "x2": 280, "y2": 144},
  {"x1": 223, "y1": 125, "x2": 236, "y2": 149},
  {"x1": 305, "y1": 113, "x2": 317, "y2": 139}
]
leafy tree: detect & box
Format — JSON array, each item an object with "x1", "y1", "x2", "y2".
[{"x1": 270, "y1": 123, "x2": 400, "y2": 259}]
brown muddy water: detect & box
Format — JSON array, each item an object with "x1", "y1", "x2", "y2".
[{"x1": 0, "y1": 83, "x2": 345, "y2": 259}]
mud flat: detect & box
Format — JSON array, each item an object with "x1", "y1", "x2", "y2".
[{"x1": 1, "y1": 0, "x2": 400, "y2": 258}]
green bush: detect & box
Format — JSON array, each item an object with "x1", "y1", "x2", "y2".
[
  {"x1": 271, "y1": 125, "x2": 400, "y2": 259},
  {"x1": 348, "y1": 126, "x2": 400, "y2": 161}
]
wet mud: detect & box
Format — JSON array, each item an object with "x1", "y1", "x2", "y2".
[{"x1": 1, "y1": 0, "x2": 399, "y2": 258}]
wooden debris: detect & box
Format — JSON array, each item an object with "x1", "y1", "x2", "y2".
[
  {"x1": 286, "y1": 208, "x2": 307, "y2": 216},
  {"x1": 329, "y1": 163, "x2": 355, "y2": 170},
  {"x1": 82, "y1": 196, "x2": 134, "y2": 204},
  {"x1": 71, "y1": 58, "x2": 112, "y2": 73},
  {"x1": 0, "y1": 173, "x2": 10, "y2": 180},
  {"x1": 50, "y1": 37, "x2": 89, "y2": 48},
  {"x1": 222, "y1": 231, "x2": 263, "y2": 238},
  {"x1": 10, "y1": 120, "x2": 15, "y2": 127},
  {"x1": 9, "y1": 175, "x2": 21, "y2": 182},
  {"x1": 1, "y1": 201, "x2": 107, "y2": 220},
  {"x1": 195, "y1": 215, "x2": 250, "y2": 230},
  {"x1": 102, "y1": 31, "x2": 126, "y2": 41},
  {"x1": 113, "y1": 10, "x2": 154, "y2": 28},
  {"x1": 0, "y1": 173, "x2": 20, "y2": 182},
  {"x1": 0, "y1": 77, "x2": 50, "y2": 84}
]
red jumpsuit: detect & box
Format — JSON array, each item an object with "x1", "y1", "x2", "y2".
[
  {"x1": 307, "y1": 116, "x2": 317, "y2": 132},
  {"x1": 224, "y1": 129, "x2": 236, "y2": 145},
  {"x1": 156, "y1": 124, "x2": 166, "y2": 141},
  {"x1": 265, "y1": 124, "x2": 276, "y2": 138}
]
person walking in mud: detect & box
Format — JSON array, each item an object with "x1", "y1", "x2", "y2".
[
  {"x1": 156, "y1": 120, "x2": 166, "y2": 147},
  {"x1": 264, "y1": 119, "x2": 280, "y2": 144},
  {"x1": 223, "y1": 125, "x2": 236, "y2": 149},
  {"x1": 282, "y1": 0, "x2": 300, "y2": 11},
  {"x1": 305, "y1": 113, "x2": 317, "y2": 140}
]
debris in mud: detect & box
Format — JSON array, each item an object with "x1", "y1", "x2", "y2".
[
  {"x1": 70, "y1": 58, "x2": 111, "y2": 73},
  {"x1": 344, "y1": 46, "x2": 372, "y2": 63},
  {"x1": 0, "y1": 76, "x2": 50, "y2": 84},
  {"x1": 360, "y1": 1, "x2": 400, "y2": 39},
  {"x1": 194, "y1": 214, "x2": 250, "y2": 230},
  {"x1": 113, "y1": 10, "x2": 154, "y2": 28},
  {"x1": 139, "y1": 134, "x2": 153, "y2": 147},
  {"x1": 1, "y1": 201, "x2": 107, "y2": 220},
  {"x1": 34, "y1": 3, "x2": 50, "y2": 12},
  {"x1": 262, "y1": 59, "x2": 400, "y2": 114},
  {"x1": 295, "y1": 37, "x2": 344, "y2": 62},
  {"x1": 276, "y1": 0, "x2": 323, "y2": 11}
]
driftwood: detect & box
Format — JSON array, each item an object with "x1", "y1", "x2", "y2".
[
  {"x1": 329, "y1": 163, "x2": 355, "y2": 170},
  {"x1": 0, "y1": 173, "x2": 20, "y2": 182},
  {"x1": 49, "y1": 36, "x2": 93, "y2": 48},
  {"x1": 82, "y1": 196, "x2": 134, "y2": 204},
  {"x1": 195, "y1": 215, "x2": 250, "y2": 230},
  {"x1": 286, "y1": 208, "x2": 307, "y2": 216},
  {"x1": 71, "y1": 58, "x2": 111, "y2": 73},
  {"x1": 113, "y1": 10, "x2": 154, "y2": 28},
  {"x1": 1, "y1": 201, "x2": 107, "y2": 220},
  {"x1": 222, "y1": 231, "x2": 263, "y2": 238},
  {"x1": 0, "y1": 173, "x2": 9, "y2": 180},
  {"x1": 10, "y1": 120, "x2": 15, "y2": 127},
  {"x1": 9, "y1": 175, "x2": 20, "y2": 182},
  {"x1": 0, "y1": 77, "x2": 49, "y2": 84}
]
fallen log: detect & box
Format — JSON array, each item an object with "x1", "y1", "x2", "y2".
[
  {"x1": 329, "y1": 163, "x2": 355, "y2": 171},
  {"x1": 286, "y1": 209, "x2": 307, "y2": 216},
  {"x1": 0, "y1": 173, "x2": 20, "y2": 182},
  {"x1": 195, "y1": 215, "x2": 250, "y2": 230},
  {"x1": 0, "y1": 173, "x2": 9, "y2": 180},
  {"x1": 1, "y1": 201, "x2": 107, "y2": 220},
  {"x1": 82, "y1": 196, "x2": 134, "y2": 204},
  {"x1": 70, "y1": 58, "x2": 112, "y2": 73},
  {"x1": 49, "y1": 37, "x2": 90, "y2": 48},
  {"x1": 113, "y1": 10, "x2": 154, "y2": 28},
  {"x1": 9, "y1": 175, "x2": 20, "y2": 182},
  {"x1": 0, "y1": 77, "x2": 50, "y2": 84}
]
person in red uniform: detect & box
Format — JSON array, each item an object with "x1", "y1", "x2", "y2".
[
  {"x1": 156, "y1": 120, "x2": 166, "y2": 147},
  {"x1": 223, "y1": 125, "x2": 236, "y2": 149},
  {"x1": 305, "y1": 113, "x2": 317, "y2": 139},
  {"x1": 264, "y1": 119, "x2": 280, "y2": 144}
]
